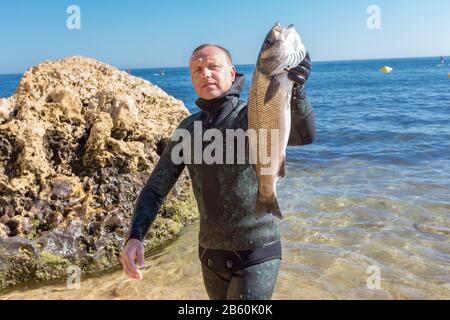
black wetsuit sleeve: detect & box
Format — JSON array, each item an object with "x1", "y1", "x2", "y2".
[
  {"x1": 126, "y1": 130, "x2": 187, "y2": 243},
  {"x1": 288, "y1": 87, "x2": 316, "y2": 146},
  {"x1": 127, "y1": 184, "x2": 164, "y2": 243}
]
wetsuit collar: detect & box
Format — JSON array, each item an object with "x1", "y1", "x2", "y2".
[{"x1": 195, "y1": 73, "x2": 245, "y2": 127}]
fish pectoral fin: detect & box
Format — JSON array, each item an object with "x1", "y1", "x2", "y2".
[
  {"x1": 278, "y1": 159, "x2": 286, "y2": 178},
  {"x1": 255, "y1": 192, "x2": 283, "y2": 220},
  {"x1": 264, "y1": 76, "x2": 281, "y2": 104}
]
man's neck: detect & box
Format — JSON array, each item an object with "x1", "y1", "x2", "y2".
[{"x1": 195, "y1": 73, "x2": 245, "y2": 126}]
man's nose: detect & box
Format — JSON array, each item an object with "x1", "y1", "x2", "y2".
[{"x1": 201, "y1": 68, "x2": 212, "y2": 79}]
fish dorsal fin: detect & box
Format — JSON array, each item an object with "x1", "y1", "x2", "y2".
[{"x1": 264, "y1": 76, "x2": 281, "y2": 104}]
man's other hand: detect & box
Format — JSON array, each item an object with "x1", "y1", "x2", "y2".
[
  {"x1": 288, "y1": 51, "x2": 311, "y2": 87},
  {"x1": 121, "y1": 238, "x2": 145, "y2": 280}
]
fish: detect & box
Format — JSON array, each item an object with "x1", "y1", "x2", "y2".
[{"x1": 247, "y1": 22, "x2": 306, "y2": 219}]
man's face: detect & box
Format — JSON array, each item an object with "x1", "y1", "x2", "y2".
[{"x1": 189, "y1": 46, "x2": 236, "y2": 100}]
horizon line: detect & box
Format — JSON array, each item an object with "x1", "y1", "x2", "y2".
[
  {"x1": 125, "y1": 54, "x2": 450, "y2": 71},
  {"x1": 1, "y1": 54, "x2": 449, "y2": 76}
]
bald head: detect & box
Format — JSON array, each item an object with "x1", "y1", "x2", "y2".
[{"x1": 190, "y1": 44, "x2": 233, "y2": 65}]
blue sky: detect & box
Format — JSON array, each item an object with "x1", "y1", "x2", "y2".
[{"x1": 1, "y1": 0, "x2": 449, "y2": 74}]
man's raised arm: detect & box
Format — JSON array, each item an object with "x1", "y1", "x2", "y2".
[
  {"x1": 288, "y1": 88, "x2": 315, "y2": 146},
  {"x1": 287, "y1": 51, "x2": 316, "y2": 146}
]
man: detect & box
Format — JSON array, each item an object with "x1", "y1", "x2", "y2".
[{"x1": 121, "y1": 44, "x2": 315, "y2": 300}]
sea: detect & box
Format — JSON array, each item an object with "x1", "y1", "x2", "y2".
[{"x1": 0, "y1": 57, "x2": 449, "y2": 299}]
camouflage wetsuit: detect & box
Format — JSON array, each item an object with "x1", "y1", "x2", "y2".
[{"x1": 127, "y1": 73, "x2": 315, "y2": 300}]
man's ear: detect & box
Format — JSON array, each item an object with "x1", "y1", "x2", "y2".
[{"x1": 231, "y1": 65, "x2": 236, "y2": 81}]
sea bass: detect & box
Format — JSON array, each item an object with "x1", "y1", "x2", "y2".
[{"x1": 248, "y1": 23, "x2": 306, "y2": 219}]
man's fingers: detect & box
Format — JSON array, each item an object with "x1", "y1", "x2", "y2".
[
  {"x1": 136, "y1": 247, "x2": 145, "y2": 268},
  {"x1": 126, "y1": 251, "x2": 143, "y2": 280},
  {"x1": 124, "y1": 259, "x2": 141, "y2": 279},
  {"x1": 295, "y1": 65, "x2": 310, "y2": 75},
  {"x1": 120, "y1": 240, "x2": 145, "y2": 280},
  {"x1": 123, "y1": 261, "x2": 137, "y2": 278},
  {"x1": 137, "y1": 252, "x2": 145, "y2": 268},
  {"x1": 127, "y1": 252, "x2": 139, "y2": 271},
  {"x1": 288, "y1": 73, "x2": 307, "y2": 86},
  {"x1": 121, "y1": 251, "x2": 141, "y2": 279},
  {"x1": 301, "y1": 55, "x2": 312, "y2": 70},
  {"x1": 290, "y1": 66, "x2": 310, "y2": 78},
  {"x1": 304, "y1": 51, "x2": 311, "y2": 64},
  {"x1": 121, "y1": 254, "x2": 137, "y2": 278}
]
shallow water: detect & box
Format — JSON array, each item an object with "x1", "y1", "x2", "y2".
[
  {"x1": 1, "y1": 57, "x2": 449, "y2": 299},
  {"x1": 1, "y1": 219, "x2": 448, "y2": 300}
]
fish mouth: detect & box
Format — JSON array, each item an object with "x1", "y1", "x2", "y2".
[{"x1": 273, "y1": 22, "x2": 283, "y2": 33}]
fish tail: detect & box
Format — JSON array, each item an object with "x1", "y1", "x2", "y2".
[{"x1": 255, "y1": 192, "x2": 283, "y2": 220}]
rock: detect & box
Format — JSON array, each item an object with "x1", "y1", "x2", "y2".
[
  {"x1": 4, "y1": 218, "x2": 19, "y2": 236},
  {"x1": 0, "y1": 215, "x2": 9, "y2": 225},
  {"x1": 46, "y1": 211, "x2": 64, "y2": 228},
  {"x1": 0, "y1": 56, "x2": 199, "y2": 291},
  {"x1": 41, "y1": 89, "x2": 84, "y2": 125},
  {"x1": 104, "y1": 215, "x2": 124, "y2": 233},
  {"x1": 0, "y1": 98, "x2": 14, "y2": 124},
  {"x1": 50, "y1": 175, "x2": 84, "y2": 200},
  {"x1": 18, "y1": 216, "x2": 31, "y2": 235},
  {"x1": 3, "y1": 215, "x2": 31, "y2": 237},
  {"x1": 0, "y1": 223, "x2": 10, "y2": 239}
]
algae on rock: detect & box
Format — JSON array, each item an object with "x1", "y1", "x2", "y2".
[{"x1": 0, "y1": 56, "x2": 198, "y2": 291}]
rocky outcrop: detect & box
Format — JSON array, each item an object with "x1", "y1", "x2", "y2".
[{"x1": 0, "y1": 56, "x2": 198, "y2": 290}]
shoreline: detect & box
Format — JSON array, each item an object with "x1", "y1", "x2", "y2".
[{"x1": 0, "y1": 226, "x2": 189, "y2": 297}]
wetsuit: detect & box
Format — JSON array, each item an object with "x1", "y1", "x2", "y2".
[{"x1": 127, "y1": 73, "x2": 315, "y2": 300}]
